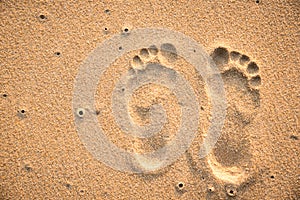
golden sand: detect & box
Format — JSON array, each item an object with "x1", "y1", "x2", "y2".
[{"x1": 1, "y1": 0, "x2": 299, "y2": 199}]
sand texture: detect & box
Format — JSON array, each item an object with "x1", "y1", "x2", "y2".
[{"x1": 1, "y1": 0, "x2": 299, "y2": 199}]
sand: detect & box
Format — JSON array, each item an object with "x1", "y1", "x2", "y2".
[{"x1": 0, "y1": 0, "x2": 299, "y2": 199}]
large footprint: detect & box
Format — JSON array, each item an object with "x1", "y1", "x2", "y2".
[{"x1": 207, "y1": 47, "x2": 261, "y2": 187}]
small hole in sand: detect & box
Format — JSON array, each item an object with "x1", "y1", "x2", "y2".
[
  {"x1": 3, "y1": 94, "x2": 7, "y2": 97},
  {"x1": 76, "y1": 108, "x2": 85, "y2": 118},
  {"x1": 79, "y1": 189, "x2": 85, "y2": 195},
  {"x1": 17, "y1": 109, "x2": 27, "y2": 119},
  {"x1": 208, "y1": 184, "x2": 215, "y2": 192},
  {"x1": 66, "y1": 183, "x2": 72, "y2": 189},
  {"x1": 122, "y1": 27, "x2": 130, "y2": 35},
  {"x1": 270, "y1": 175, "x2": 275, "y2": 179},
  {"x1": 176, "y1": 182, "x2": 185, "y2": 190},
  {"x1": 39, "y1": 14, "x2": 46, "y2": 20},
  {"x1": 24, "y1": 164, "x2": 32, "y2": 172},
  {"x1": 255, "y1": 0, "x2": 260, "y2": 3},
  {"x1": 104, "y1": 9, "x2": 110, "y2": 14},
  {"x1": 121, "y1": 88, "x2": 125, "y2": 92},
  {"x1": 226, "y1": 186, "x2": 237, "y2": 197},
  {"x1": 96, "y1": 110, "x2": 100, "y2": 115},
  {"x1": 290, "y1": 135, "x2": 298, "y2": 140},
  {"x1": 54, "y1": 52, "x2": 61, "y2": 56},
  {"x1": 103, "y1": 27, "x2": 109, "y2": 34},
  {"x1": 118, "y1": 46, "x2": 123, "y2": 51}
]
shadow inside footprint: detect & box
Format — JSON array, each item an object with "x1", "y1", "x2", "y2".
[{"x1": 213, "y1": 118, "x2": 252, "y2": 167}]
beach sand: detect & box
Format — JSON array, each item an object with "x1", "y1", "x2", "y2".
[{"x1": 1, "y1": 0, "x2": 299, "y2": 199}]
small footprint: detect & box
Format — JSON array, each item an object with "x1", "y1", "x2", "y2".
[
  {"x1": 208, "y1": 47, "x2": 261, "y2": 186},
  {"x1": 128, "y1": 43, "x2": 179, "y2": 171}
]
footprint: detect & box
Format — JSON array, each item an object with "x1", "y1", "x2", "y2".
[
  {"x1": 128, "y1": 44, "x2": 180, "y2": 172},
  {"x1": 208, "y1": 47, "x2": 261, "y2": 186}
]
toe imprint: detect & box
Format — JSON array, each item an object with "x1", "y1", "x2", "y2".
[{"x1": 211, "y1": 47, "x2": 229, "y2": 66}]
